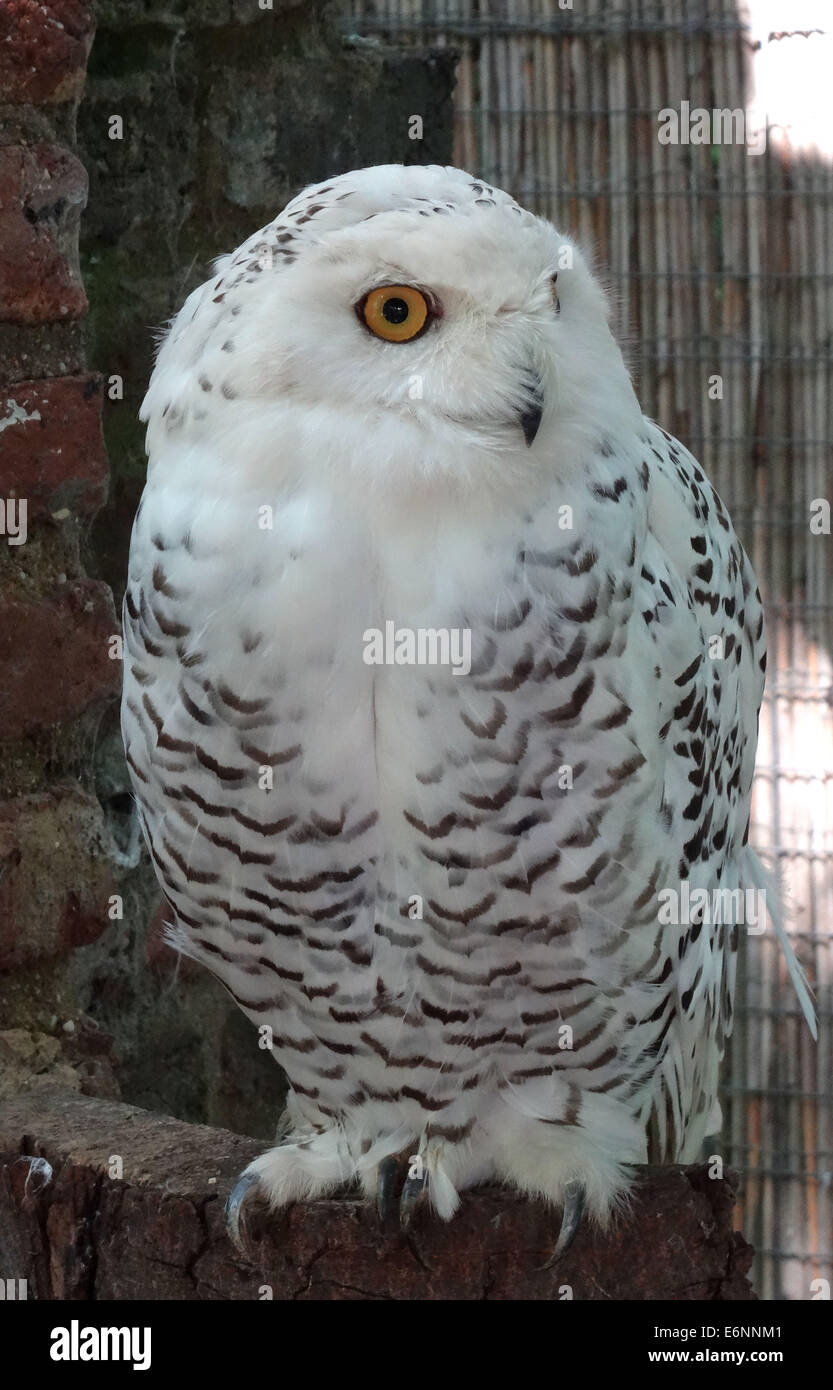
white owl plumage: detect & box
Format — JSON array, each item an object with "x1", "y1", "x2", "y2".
[{"x1": 122, "y1": 163, "x2": 814, "y2": 1246}]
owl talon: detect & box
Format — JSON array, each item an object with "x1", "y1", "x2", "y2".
[
  {"x1": 376, "y1": 1154, "x2": 404, "y2": 1226},
  {"x1": 225, "y1": 1171, "x2": 261, "y2": 1254},
  {"x1": 542, "y1": 1179, "x2": 585, "y2": 1269},
  {"x1": 399, "y1": 1169, "x2": 428, "y2": 1230}
]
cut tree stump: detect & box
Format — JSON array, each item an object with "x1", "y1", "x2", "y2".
[{"x1": 0, "y1": 1091, "x2": 756, "y2": 1300}]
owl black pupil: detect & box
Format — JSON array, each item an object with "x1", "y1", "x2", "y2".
[{"x1": 382, "y1": 297, "x2": 409, "y2": 324}]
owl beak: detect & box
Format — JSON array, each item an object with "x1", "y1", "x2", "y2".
[{"x1": 518, "y1": 378, "x2": 545, "y2": 447}]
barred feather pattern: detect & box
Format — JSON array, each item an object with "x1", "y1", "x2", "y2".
[{"x1": 121, "y1": 164, "x2": 813, "y2": 1225}]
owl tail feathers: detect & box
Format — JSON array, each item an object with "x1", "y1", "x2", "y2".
[{"x1": 748, "y1": 851, "x2": 817, "y2": 1040}]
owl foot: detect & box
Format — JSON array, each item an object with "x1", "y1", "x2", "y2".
[
  {"x1": 225, "y1": 1133, "x2": 353, "y2": 1252},
  {"x1": 541, "y1": 1179, "x2": 585, "y2": 1269},
  {"x1": 375, "y1": 1150, "x2": 429, "y2": 1229}
]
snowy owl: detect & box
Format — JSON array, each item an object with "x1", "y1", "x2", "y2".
[{"x1": 121, "y1": 163, "x2": 814, "y2": 1255}]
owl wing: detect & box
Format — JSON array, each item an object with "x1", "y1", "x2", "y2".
[{"x1": 635, "y1": 421, "x2": 814, "y2": 1159}]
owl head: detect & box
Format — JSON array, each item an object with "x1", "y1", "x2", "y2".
[{"x1": 142, "y1": 165, "x2": 641, "y2": 503}]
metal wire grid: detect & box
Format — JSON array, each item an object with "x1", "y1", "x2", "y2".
[{"x1": 341, "y1": 0, "x2": 833, "y2": 1299}]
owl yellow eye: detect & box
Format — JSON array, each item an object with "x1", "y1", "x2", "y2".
[{"x1": 360, "y1": 285, "x2": 430, "y2": 342}]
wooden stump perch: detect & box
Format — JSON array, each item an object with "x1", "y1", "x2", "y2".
[{"x1": 0, "y1": 1092, "x2": 755, "y2": 1300}]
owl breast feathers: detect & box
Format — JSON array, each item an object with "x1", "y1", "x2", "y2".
[{"x1": 122, "y1": 163, "x2": 814, "y2": 1231}]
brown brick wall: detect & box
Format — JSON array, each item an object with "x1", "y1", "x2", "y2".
[{"x1": 0, "y1": 2, "x2": 120, "y2": 1101}]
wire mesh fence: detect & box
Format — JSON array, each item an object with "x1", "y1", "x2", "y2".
[{"x1": 341, "y1": 0, "x2": 833, "y2": 1299}]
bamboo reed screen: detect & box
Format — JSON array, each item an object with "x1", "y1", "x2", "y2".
[{"x1": 342, "y1": 0, "x2": 833, "y2": 1300}]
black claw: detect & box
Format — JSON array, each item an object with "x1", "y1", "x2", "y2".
[
  {"x1": 225, "y1": 1171, "x2": 261, "y2": 1254},
  {"x1": 542, "y1": 1180, "x2": 585, "y2": 1270},
  {"x1": 376, "y1": 1155, "x2": 401, "y2": 1227},
  {"x1": 399, "y1": 1169, "x2": 428, "y2": 1231}
]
